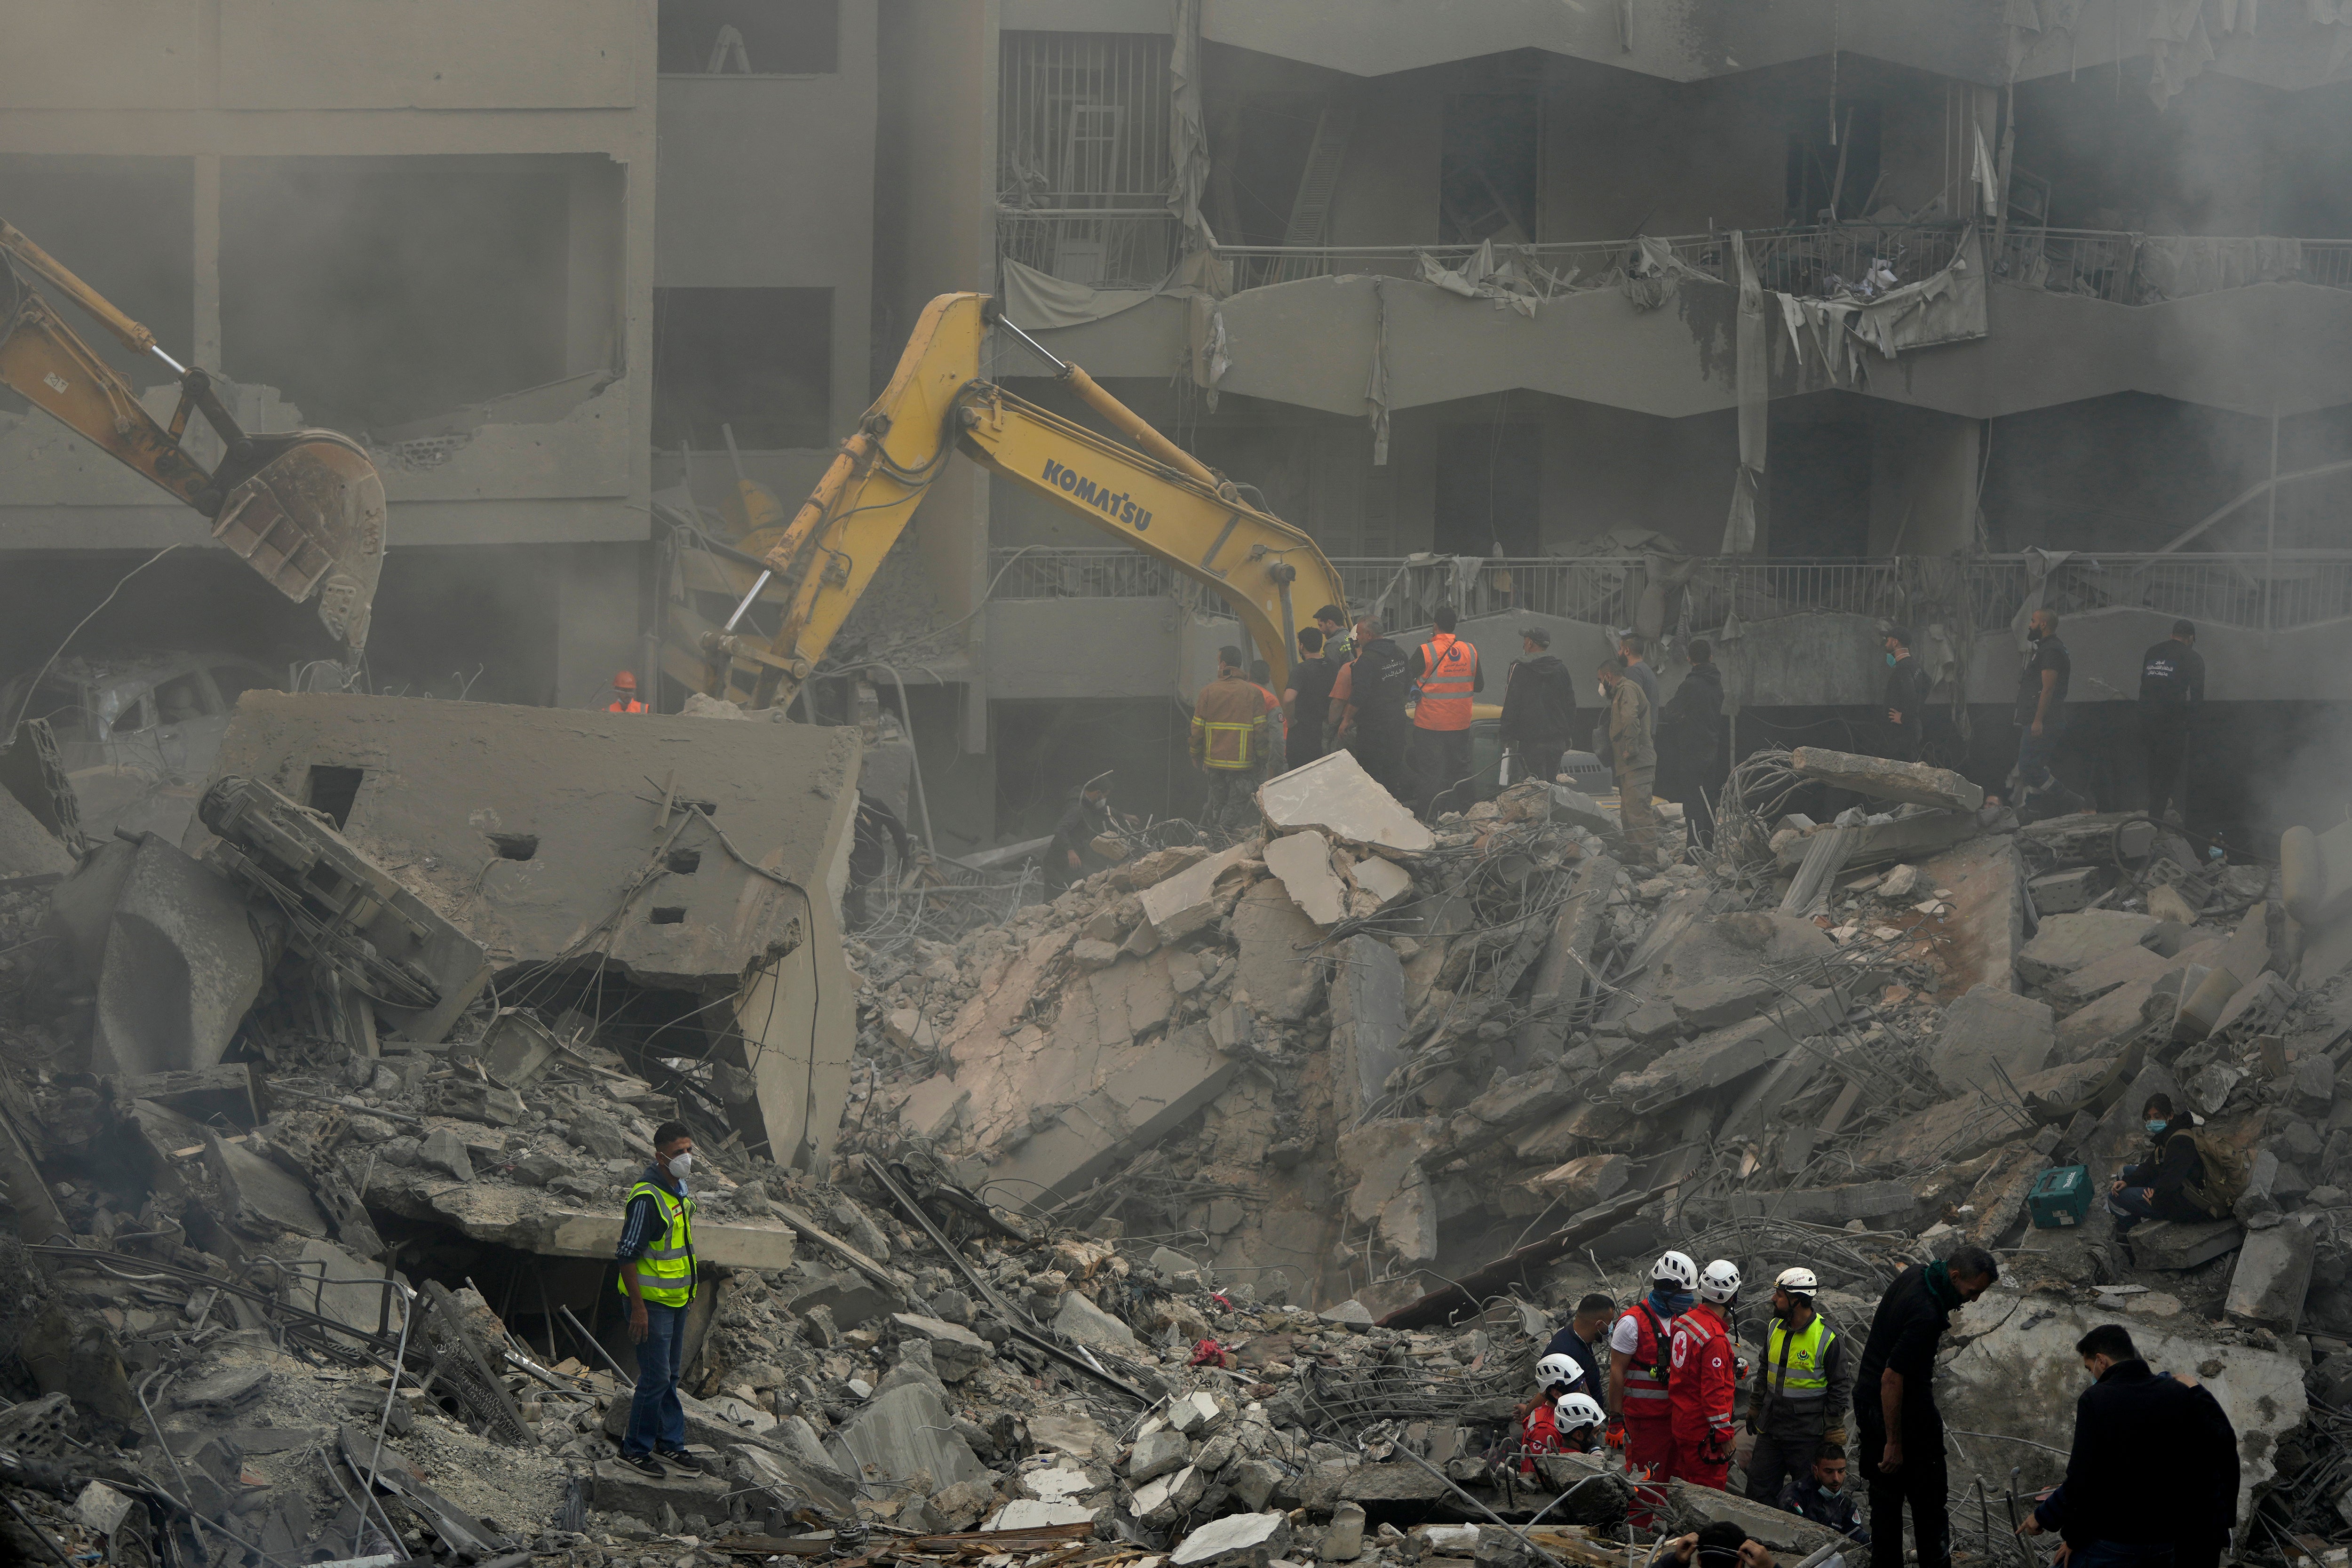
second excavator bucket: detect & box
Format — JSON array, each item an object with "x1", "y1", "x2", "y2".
[{"x1": 211, "y1": 430, "x2": 386, "y2": 657}]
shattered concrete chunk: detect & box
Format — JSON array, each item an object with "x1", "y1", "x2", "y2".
[
  {"x1": 1346, "y1": 854, "x2": 1414, "y2": 909},
  {"x1": 1931, "y1": 984, "x2": 2055, "y2": 1097},
  {"x1": 1126, "y1": 1427, "x2": 1191, "y2": 1481},
  {"x1": 1263, "y1": 830, "x2": 1347, "y2": 926},
  {"x1": 1526, "y1": 1154, "x2": 1629, "y2": 1209},
  {"x1": 1135, "y1": 843, "x2": 1255, "y2": 941},
  {"x1": 2029, "y1": 866, "x2": 2109, "y2": 915},
  {"x1": 1168, "y1": 1510, "x2": 1292, "y2": 1568},
  {"x1": 205, "y1": 1131, "x2": 328, "y2": 1237},
  {"x1": 1723, "y1": 1180, "x2": 1914, "y2": 1226},
  {"x1": 1669, "y1": 974, "x2": 1777, "y2": 1031},
  {"x1": 1329, "y1": 934, "x2": 1407, "y2": 1127},
  {"x1": 1232, "y1": 879, "x2": 1327, "y2": 1022},
  {"x1": 1257, "y1": 751, "x2": 1435, "y2": 852},
  {"x1": 1789, "y1": 746, "x2": 1986, "y2": 811},
  {"x1": 1052, "y1": 1288, "x2": 1139, "y2": 1352},
  {"x1": 826, "y1": 1381, "x2": 987, "y2": 1491},
  {"x1": 2126, "y1": 1218, "x2": 2245, "y2": 1271},
  {"x1": 890, "y1": 1314, "x2": 988, "y2": 1380},
  {"x1": 898, "y1": 1075, "x2": 968, "y2": 1141},
  {"x1": 2016, "y1": 910, "x2": 2163, "y2": 987},
  {"x1": 417, "y1": 1126, "x2": 473, "y2": 1183},
  {"x1": 2227, "y1": 1212, "x2": 2320, "y2": 1334}
]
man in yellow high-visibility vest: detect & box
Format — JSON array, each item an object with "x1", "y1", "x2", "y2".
[{"x1": 615, "y1": 1120, "x2": 700, "y2": 1476}]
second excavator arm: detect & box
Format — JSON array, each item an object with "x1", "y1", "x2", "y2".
[{"x1": 699, "y1": 292, "x2": 1349, "y2": 710}]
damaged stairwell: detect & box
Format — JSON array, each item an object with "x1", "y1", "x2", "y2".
[{"x1": 0, "y1": 704, "x2": 2349, "y2": 1567}]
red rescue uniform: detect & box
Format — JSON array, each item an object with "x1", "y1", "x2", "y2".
[
  {"x1": 1616, "y1": 1301, "x2": 1678, "y2": 1528},
  {"x1": 1668, "y1": 1300, "x2": 1738, "y2": 1492},
  {"x1": 1516, "y1": 1402, "x2": 1562, "y2": 1477}
]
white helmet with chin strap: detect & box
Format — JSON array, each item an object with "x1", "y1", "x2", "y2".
[
  {"x1": 1774, "y1": 1266, "x2": 1820, "y2": 1295},
  {"x1": 1536, "y1": 1353, "x2": 1584, "y2": 1390},
  {"x1": 1555, "y1": 1392, "x2": 1605, "y2": 1431},
  {"x1": 1699, "y1": 1259, "x2": 1742, "y2": 1305},
  {"x1": 1652, "y1": 1251, "x2": 1699, "y2": 1291}
]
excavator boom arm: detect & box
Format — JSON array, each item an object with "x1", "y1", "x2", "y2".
[
  {"x1": 730, "y1": 292, "x2": 1348, "y2": 708},
  {"x1": 0, "y1": 217, "x2": 386, "y2": 655}
]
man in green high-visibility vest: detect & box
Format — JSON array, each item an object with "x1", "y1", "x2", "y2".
[{"x1": 615, "y1": 1120, "x2": 700, "y2": 1476}]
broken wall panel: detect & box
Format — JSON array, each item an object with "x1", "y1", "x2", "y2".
[{"x1": 192, "y1": 692, "x2": 865, "y2": 1167}]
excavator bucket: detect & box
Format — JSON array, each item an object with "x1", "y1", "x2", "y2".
[{"x1": 211, "y1": 431, "x2": 386, "y2": 657}]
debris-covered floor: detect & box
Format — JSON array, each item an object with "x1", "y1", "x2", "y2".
[{"x1": 6, "y1": 706, "x2": 2352, "y2": 1568}]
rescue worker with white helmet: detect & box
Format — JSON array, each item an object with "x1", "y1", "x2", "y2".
[
  {"x1": 1609, "y1": 1250, "x2": 1698, "y2": 1528},
  {"x1": 1514, "y1": 1351, "x2": 1589, "y2": 1474},
  {"x1": 1668, "y1": 1260, "x2": 1744, "y2": 1493},
  {"x1": 1745, "y1": 1265, "x2": 1855, "y2": 1506},
  {"x1": 1554, "y1": 1392, "x2": 1607, "y2": 1455}
]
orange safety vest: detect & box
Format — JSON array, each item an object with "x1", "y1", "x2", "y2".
[
  {"x1": 607, "y1": 699, "x2": 648, "y2": 714},
  {"x1": 1415, "y1": 634, "x2": 1478, "y2": 731}
]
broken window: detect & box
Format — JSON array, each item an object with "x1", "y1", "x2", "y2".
[
  {"x1": 652, "y1": 287, "x2": 831, "y2": 451},
  {"x1": 1433, "y1": 421, "x2": 1541, "y2": 557},
  {"x1": 1787, "y1": 101, "x2": 1884, "y2": 224},
  {"x1": 658, "y1": 0, "x2": 839, "y2": 74},
  {"x1": 1439, "y1": 93, "x2": 1538, "y2": 245},
  {"x1": 998, "y1": 32, "x2": 1173, "y2": 286},
  {"x1": 221, "y1": 157, "x2": 612, "y2": 434},
  {"x1": 0, "y1": 154, "x2": 192, "y2": 403}
]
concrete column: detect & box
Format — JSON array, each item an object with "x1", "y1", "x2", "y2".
[
  {"x1": 553, "y1": 542, "x2": 645, "y2": 710},
  {"x1": 193, "y1": 153, "x2": 221, "y2": 371},
  {"x1": 565, "y1": 159, "x2": 623, "y2": 379}
]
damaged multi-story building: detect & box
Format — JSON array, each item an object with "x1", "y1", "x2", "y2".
[{"x1": 9, "y1": 1, "x2": 2352, "y2": 848}]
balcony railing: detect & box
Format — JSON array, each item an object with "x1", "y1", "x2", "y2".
[
  {"x1": 989, "y1": 548, "x2": 2352, "y2": 635},
  {"x1": 996, "y1": 210, "x2": 1182, "y2": 293}
]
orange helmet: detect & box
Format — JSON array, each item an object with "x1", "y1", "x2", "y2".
[{"x1": 613, "y1": 670, "x2": 638, "y2": 691}]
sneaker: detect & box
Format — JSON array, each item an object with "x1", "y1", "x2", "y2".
[
  {"x1": 656, "y1": 1448, "x2": 704, "y2": 1473},
  {"x1": 621, "y1": 1453, "x2": 665, "y2": 1478}
]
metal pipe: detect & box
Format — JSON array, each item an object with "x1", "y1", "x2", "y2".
[
  {"x1": 723, "y1": 569, "x2": 774, "y2": 633},
  {"x1": 560, "y1": 1304, "x2": 636, "y2": 1388},
  {"x1": 150, "y1": 343, "x2": 188, "y2": 376},
  {"x1": 864, "y1": 663, "x2": 937, "y2": 853}
]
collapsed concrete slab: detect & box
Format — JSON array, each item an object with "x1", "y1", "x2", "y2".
[
  {"x1": 1937, "y1": 1297, "x2": 2301, "y2": 1532},
  {"x1": 1232, "y1": 879, "x2": 1327, "y2": 1021},
  {"x1": 1135, "y1": 844, "x2": 1255, "y2": 941},
  {"x1": 1609, "y1": 989, "x2": 1841, "y2": 1115},
  {"x1": 194, "y1": 692, "x2": 863, "y2": 1172},
  {"x1": 2017, "y1": 910, "x2": 2164, "y2": 987},
  {"x1": 1773, "y1": 809, "x2": 1979, "y2": 874},
  {"x1": 1263, "y1": 831, "x2": 1346, "y2": 927},
  {"x1": 1788, "y1": 746, "x2": 1986, "y2": 812},
  {"x1": 50, "y1": 835, "x2": 278, "y2": 1080},
  {"x1": 826, "y1": 1380, "x2": 990, "y2": 1491},
  {"x1": 1931, "y1": 984, "x2": 2055, "y2": 1096},
  {"x1": 1256, "y1": 751, "x2": 1434, "y2": 853},
  {"x1": 1329, "y1": 935, "x2": 1407, "y2": 1127},
  {"x1": 1723, "y1": 1179, "x2": 1915, "y2": 1225},
  {"x1": 2124, "y1": 1218, "x2": 2245, "y2": 1271},
  {"x1": 2226, "y1": 1212, "x2": 2319, "y2": 1334}
]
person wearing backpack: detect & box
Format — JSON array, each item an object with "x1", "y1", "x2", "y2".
[
  {"x1": 2108, "y1": 1093, "x2": 2216, "y2": 1232},
  {"x1": 1608, "y1": 1251, "x2": 1699, "y2": 1530}
]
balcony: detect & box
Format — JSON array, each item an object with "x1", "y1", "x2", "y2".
[{"x1": 982, "y1": 547, "x2": 2352, "y2": 707}]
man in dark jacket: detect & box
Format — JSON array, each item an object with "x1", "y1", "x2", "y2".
[
  {"x1": 1657, "y1": 640, "x2": 1728, "y2": 851},
  {"x1": 2108, "y1": 1093, "x2": 2211, "y2": 1232},
  {"x1": 1332, "y1": 617, "x2": 1414, "y2": 804},
  {"x1": 1855, "y1": 1246, "x2": 1999, "y2": 1568},
  {"x1": 1779, "y1": 1445, "x2": 1867, "y2": 1543},
  {"x1": 1501, "y1": 627, "x2": 1578, "y2": 785},
  {"x1": 2138, "y1": 619, "x2": 2204, "y2": 828},
  {"x1": 1284, "y1": 628, "x2": 1340, "y2": 770},
  {"x1": 2019, "y1": 1322, "x2": 2237, "y2": 1568},
  {"x1": 1882, "y1": 626, "x2": 1931, "y2": 763}
]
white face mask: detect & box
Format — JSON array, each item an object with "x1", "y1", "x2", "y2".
[{"x1": 667, "y1": 1151, "x2": 692, "y2": 1181}]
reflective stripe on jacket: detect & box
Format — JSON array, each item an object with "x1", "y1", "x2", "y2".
[
  {"x1": 1192, "y1": 676, "x2": 1268, "y2": 769},
  {"x1": 1621, "y1": 1303, "x2": 1673, "y2": 1410},
  {"x1": 615, "y1": 1179, "x2": 696, "y2": 1307},
  {"x1": 1765, "y1": 1315, "x2": 1834, "y2": 1402},
  {"x1": 1415, "y1": 634, "x2": 1478, "y2": 731}
]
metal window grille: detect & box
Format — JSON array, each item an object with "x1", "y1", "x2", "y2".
[{"x1": 998, "y1": 32, "x2": 1171, "y2": 206}]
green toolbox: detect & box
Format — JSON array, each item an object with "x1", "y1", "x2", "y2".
[{"x1": 2028, "y1": 1164, "x2": 2093, "y2": 1228}]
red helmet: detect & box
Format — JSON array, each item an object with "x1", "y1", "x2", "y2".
[{"x1": 613, "y1": 670, "x2": 638, "y2": 691}]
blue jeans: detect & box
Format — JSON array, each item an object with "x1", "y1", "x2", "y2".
[
  {"x1": 2015, "y1": 723, "x2": 2063, "y2": 794},
  {"x1": 2107, "y1": 1162, "x2": 2167, "y2": 1232},
  {"x1": 623, "y1": 1299, "x2": 689, "y2": 1457}
]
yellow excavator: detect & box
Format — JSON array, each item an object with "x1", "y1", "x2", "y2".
[
  {"x1": 678, "y1": 292, "x2": 1349, "y2": 709},
  {"x1": 0, "y1": 218, "x2": 384, "y2": 657}
]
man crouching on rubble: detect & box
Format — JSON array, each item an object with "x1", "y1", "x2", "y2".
[{"x1": 616, "y1": 1121, "x2": 702, "y2": 1477}]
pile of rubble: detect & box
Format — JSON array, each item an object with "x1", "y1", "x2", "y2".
[{"x1": 5, "y1": 695, "x2": 2352, "y2": 1568}]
